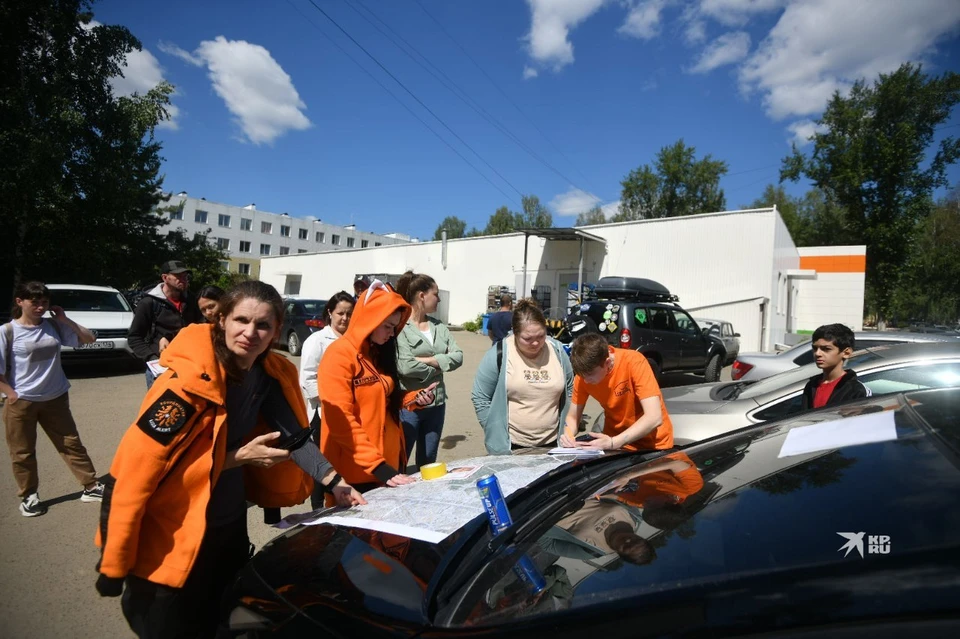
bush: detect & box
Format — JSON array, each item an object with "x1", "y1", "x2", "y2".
[{"x1": 462, "y1": 313, "x2": 484, "y2": 332}]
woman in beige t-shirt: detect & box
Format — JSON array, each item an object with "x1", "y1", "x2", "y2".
[{"x1": 472, "y1": 299, "x2": 575, "y2": 453}]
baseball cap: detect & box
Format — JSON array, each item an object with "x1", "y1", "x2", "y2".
[{"x1": 161, "y1": 260, "x2": 191, "y2": 275}]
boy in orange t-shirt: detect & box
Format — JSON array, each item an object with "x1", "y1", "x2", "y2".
[{"x1": 560, "y1": 333, "x2": 673, "y2": 451}]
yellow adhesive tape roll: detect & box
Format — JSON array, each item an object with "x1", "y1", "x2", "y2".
[{"x1": 420, "y1": 462, "x2": 447, "y2": 480}]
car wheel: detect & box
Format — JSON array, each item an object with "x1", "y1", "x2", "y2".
[
  {"x1": 287, "y1": 331, "x2": 301, "y2": 356},
  {"x1": 704, "y1": 353, "x2": 722, "y2": 382},
  {"x1": 645, "y1": 356, "x2": 661, "y2": 383}
]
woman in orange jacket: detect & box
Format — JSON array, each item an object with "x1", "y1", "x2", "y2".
[
  {"x1": 94, "y1": 281, "x2": 364, "y2": 638},
  {"x1": 319, "y1": 280, "x2": 436, "y2": 491}
]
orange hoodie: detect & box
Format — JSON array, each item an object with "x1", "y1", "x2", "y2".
[
  {"x1": 319, "y1": 281, "x2": 412, "y2": 485},
  {"x1": 95, "y1": 323, "x2": 312, "y2": 588}
]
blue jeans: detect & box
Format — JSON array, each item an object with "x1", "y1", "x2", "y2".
[
  {"x1": 401, "y1": 404, "x2": 446, "y2": 469},
  {"x1": 145, "y1": 367, "x2": 156, "y2": 390}
]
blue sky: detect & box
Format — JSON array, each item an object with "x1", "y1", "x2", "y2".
[{"x1": 95, "y1": 0, "x2": 960, "y2": 239}]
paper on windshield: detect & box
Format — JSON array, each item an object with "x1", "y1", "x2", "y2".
[
  {"x1": 777, "y1": 409, "x2": 897, "y2": 458},
  {"x1": 301, "y1": 455, "x2": 568, "y2": 543}
]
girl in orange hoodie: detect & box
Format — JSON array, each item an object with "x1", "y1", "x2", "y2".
[
  {"x1": 95, "y1": 281, "x2": 364, "y2": 638},
  {"x1": 319, "y1": 280, "x2": 436, "y2": 491}
]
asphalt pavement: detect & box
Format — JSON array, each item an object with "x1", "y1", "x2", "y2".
[{"x1": 0, "y1": 331, "x2": 722, "y2": 637}]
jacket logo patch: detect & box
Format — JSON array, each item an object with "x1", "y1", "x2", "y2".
[
  {"x1": 614, "y1": 381, "x2": 631, "y2": 397},
  {"x1": 354, "y1": 375, "x2": 379, "y2": 387},
  {"x1": 137, "y1": 389, "x2": 195, "y2": 444}
]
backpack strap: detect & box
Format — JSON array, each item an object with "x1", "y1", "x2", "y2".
[
  {"x1": 496, "y1": 339, "x2": 503, "y2": 373},
  {"x1": 2, "y1": 321, "x2": 13, "y2": 378}
]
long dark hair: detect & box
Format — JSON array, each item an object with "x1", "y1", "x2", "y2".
[
  {"x1": 373, "y1": 336, "x2": 404, "y2": 418},
  {"x1": 197, "y1": 285, "x2": 225, "y2": 301},
  {"x1": 12, "y1": 281, "x2": 49, "y2": 319},
  {"x1": 212, "y1": 281, "x2": 285, "y2": 381},
  {"x1": 395, "y1": 270, "x2": 436, "y2": 307},
  {"x1": 323, "y1": 291, "x2": 355, "y2": 324}
]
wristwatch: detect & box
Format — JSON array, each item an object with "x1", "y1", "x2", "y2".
[{"x1": 323, "y1": 473, "x2": 342, "y2": 493}]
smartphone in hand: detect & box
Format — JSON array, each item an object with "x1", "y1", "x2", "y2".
[{"x1": 274, "y1": 424, "x2": 318, "y2": 451}]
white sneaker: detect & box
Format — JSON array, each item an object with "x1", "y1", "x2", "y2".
[
  {"x1": 81, "y1": 481, "x2": 104, "y2": 502},
  {"x1": 20, "y1": 493, "x2": 47, "y2": 517}
]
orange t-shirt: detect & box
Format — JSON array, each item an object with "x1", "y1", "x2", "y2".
[{"x1": 572, "y1": 346, "x2": 673, "y2": 451}]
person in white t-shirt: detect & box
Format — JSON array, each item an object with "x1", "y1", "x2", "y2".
[{"x1": 0, "y1": 281, "x2": 105, "y2": 517}]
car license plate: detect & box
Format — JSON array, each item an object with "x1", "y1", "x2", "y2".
[{"x1": 78, "y1": 341, "x2": 114, "y2": 350}]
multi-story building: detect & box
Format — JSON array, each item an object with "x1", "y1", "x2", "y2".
[{"x1": 158, "y1": 193, "x2": 411, "y2": 278}]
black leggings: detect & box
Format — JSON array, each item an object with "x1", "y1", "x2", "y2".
[{"x1": 121, "y1": 518, "x2": 251, "y2": 639}]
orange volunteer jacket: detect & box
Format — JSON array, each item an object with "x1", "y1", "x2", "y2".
[
  {"x1": 319, "y1": 282, "x2": 412, "y2": 486},
  {"x1": 96, "y1": 323, "x2": 313, "y2": 588}
]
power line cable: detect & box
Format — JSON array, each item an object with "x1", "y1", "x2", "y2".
[
  {"x1": 303, "y1": 0, "x2": 525, "y2": 200},
  {"x1": 284, "y1": 0, "x2": 519, "y2": 205},
  {"x1": 410, "y1": 0, "x2": 601, "y2": 194},
  {"x1": 350, "y1": 0, "x2": 597, "y2": 202}
]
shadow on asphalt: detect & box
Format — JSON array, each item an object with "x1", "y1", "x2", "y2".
[
  {"x1": 440, "y1": 434, "x2": 466, "y2": 450},
  {"x1": 62, "y1": 357, "x2": 143, "y2": 379}
]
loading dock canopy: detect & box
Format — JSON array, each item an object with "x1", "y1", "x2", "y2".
[{"x1": 516, "y1": 227, "x2": 607, "y2": 303}]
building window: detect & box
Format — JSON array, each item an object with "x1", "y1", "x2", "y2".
[
  {"x1": 195, "y1": 210, "x2": 208, "y2": 224},
  {"x1": 332, "y1": 234, "x2": 340, "y2": 246},
  {"x1": 240, "y1": 218, "x2": 252, "y2": 231},
  {"x1": 169, "y1": 208, "x2": 183, "y2": 221},
  {"x1": 298, "y1": 249, "x2": 307, "y2": 254},
  {"x1": 346, "y1": 237, "x2": 355, "y2": 248},
  {"x1": 217, "y1": 237, "x2": 230, "y2": 250},
  {"x1": 316, "y1": 231, "x2": 325, "y2": 243},
  {"x1": 239, "y1": 241, "x2": 251, "y2": 253},
  {"x1": 238, "y1": 263, "x2": 251, "y2": 275},
  {"x1": 279, "y1": 246, "x2": 290, "y2": 255},
  {"x1": 219, "y1": 261, "x2": 230, "y2": 271},
  {"x1": 281, "y1": 225, "x2": 291, "y2": 237},
  {"x1": 375, "y1": 242, "x2": 382, "y2": 247},
  {"x1": 361, "y1": 239, "x2": 369, "y2": 248},
  {"x1": 261, "y1": 221, "x2": 272, "y2": 234},
  {"x1": 218, "y1": 214, "x2": 231, "y2": 228},
  {"x1": 298, "y1": 228, "x2": 308, "y2": 240},
  {"x1": 260, "y1": 244, "x2": 271, "y2": 255}
]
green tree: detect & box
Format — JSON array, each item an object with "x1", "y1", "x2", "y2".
[
  {"x1": 518, "y1": 194, "x2": 553, "y2": 228},
  {"x1": 616, "y1": 139, "x2": 727, "y2": 221},
  {"x1": 432, "y1": 215, "x2": 468, "y2": 241},
  {"x1": 0, "y1": 0, "x2": 174, "y2": 305},
  {"x1": 781, "y1": 63, "x2": 960, "y2": 319},
  {"x1": 575, "y1": 205, "x2": 607, "y2": 226},
  {"x1": 483, "y1": 205, "x2": 523, "y2": 235}
]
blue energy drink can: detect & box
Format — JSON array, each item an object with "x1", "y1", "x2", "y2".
[
  {"x1": 476, "y1": 474, "x2": 512, "y2": 533},
  {"x1": 476, "y1": 474, "x2": 546, "y2": 594}
]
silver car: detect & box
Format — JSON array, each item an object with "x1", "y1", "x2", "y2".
[
  {"x1": 665, "y1": 341, "x2": 960, "y2": 445},
  {"x1": 731, "y1": 331, "x2": 960, "y2": 381}
]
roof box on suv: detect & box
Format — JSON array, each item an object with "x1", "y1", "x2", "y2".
[{"x1": 594, "y1": 276, "x2": 678, "y2": 302}]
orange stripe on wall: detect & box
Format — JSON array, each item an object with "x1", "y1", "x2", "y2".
[{"x1": 799, "y1": 255, "x2": 866, "y2": 273}]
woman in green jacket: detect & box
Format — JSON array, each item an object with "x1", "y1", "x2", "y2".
[
  {"x1": 395, "y1": 271, "x2": 463, "y2": 467},
  {"x1": 471, "y1": 299, "x2": 574, "y2": 454}
]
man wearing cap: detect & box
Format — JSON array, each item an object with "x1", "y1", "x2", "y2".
[{"x1": 127, "y1": 260, "x2": 203, "y2": 388}]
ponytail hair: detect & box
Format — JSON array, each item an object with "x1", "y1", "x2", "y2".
[
  {"x1": 511, "y1": 298, "x2": 546, "y2": 334},
  {"x1": 394, "y1": 270, "x2": 436, "y2": 306},
  {"x1": 12, "y1": 281, "x2": 50, "y2": 319}
]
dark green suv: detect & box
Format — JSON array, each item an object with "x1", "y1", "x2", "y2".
[{"x1": 566, "y1": 277, "x2": 725, "y2": 382}]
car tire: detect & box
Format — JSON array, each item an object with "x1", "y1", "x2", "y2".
[
  {"x1": 645, "y1": 356, "x2": 661, "y2": 383},
  {"x1": 287, "y1": 331, "x2": 301, "y2": 356},
  {"x1": 704, "y1": 353, "x2": 722, "y2": 382}
]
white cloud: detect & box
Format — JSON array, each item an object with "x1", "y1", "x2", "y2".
[
  {"x1": 739, "y1": 0, "x2": 960, "y2": 119},
  {"x1": 786, "y1": 119, "x2": 826, "y2": 146},
  {"x1": 688, "y1": 31, "x2": 750, "y2": 74},
  {"x1": 192, "y1": 36, "x2": 311, "y2": 145},
  {"x1": 699, "y1": 0, "x2": 784, "y2": 26},
  {"x1": 523, "y1": 0, "x2": 607, "y2": 72},
  {"x1": 523, "y1": 66, "x2": 539, "y2": 79},
  {"x1": 601, "y1": 200, "x2": 621, "y2": 218},
  {"x1": 158, "y1": 41, "x2": 203, "y2": 67},
  {"x1": 683, "y1": 18, "x2": 707, "y2": 45},
  {"x1": 618, "y1": 0, "x2": 668, "y2": 40},
  {"x1": 550, "y1": 187, "x2": 603, "y2": 216},
  {"x1": 85, "y1": 21, "x2": 179, "y2": 129}
]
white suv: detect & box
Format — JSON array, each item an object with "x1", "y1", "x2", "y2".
[{"x1": 46, "y1": 284, "x2": 135, "y2": 358}]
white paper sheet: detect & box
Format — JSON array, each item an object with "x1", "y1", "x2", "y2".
[
  {"x1": 778, "y1": 409, "x2": 897, "y2": 458},
  {"x1": 146, "y1": 360, "x2": 168, "y2": 377},
  {"x1": 547, "y1": 447, "x2": 605, "y2": 457}
]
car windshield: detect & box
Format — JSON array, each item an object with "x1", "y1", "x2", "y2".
[
  {"x1": 447, "y1": 390, "x2": 960, "y2": 628},
  {"x1": 300, "y1": 300, "x2": 325, "y2": 315},
  {"x1": 52, "y1": 289, "x2": 131, "y2": 312}
]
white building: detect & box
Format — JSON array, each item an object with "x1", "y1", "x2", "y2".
[
  {"x1": 259, "y1": 207, "x2": 865, "y2": 352},
  {"x1": 158, "y1": 193, "x2": 410, "y2": 278}
]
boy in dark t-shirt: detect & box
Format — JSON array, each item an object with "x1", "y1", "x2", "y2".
[{"x1": 801, "y1": 323, "x2": 871, "y2": 410}]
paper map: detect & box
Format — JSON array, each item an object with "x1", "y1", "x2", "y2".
[{"x1": 302, "y1": 455, "x2": 569, "y2": 543}]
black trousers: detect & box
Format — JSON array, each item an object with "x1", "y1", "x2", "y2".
[{"x1": 121, "y1": 517, "x2": 251, "y2": 639}]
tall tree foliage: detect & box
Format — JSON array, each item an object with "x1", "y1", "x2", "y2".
[
  {"x1": 616, "y1": 139, "x2": 727, "y2": 221},
  {"x1": 432, "y1": 216, "x2": 468, "y2": 241},
  {"x1": 575, "y1": 205, "x2": 607, "y2": 226},
  {"x1": 483, "y1": 205, "x2": 523, "y2": 235},
  {"x1": 748, "y1": 184, "x2": 852, "y2": 247},
  {"x1": 0, "y1": 0, "x2": 173, "y2": 306},
  {"x1": 519, "y1": 195, "x2": 553, "y2": 228},
  {"x1": 781, "y1": 63, "x2": 960, "y2": 319}
]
